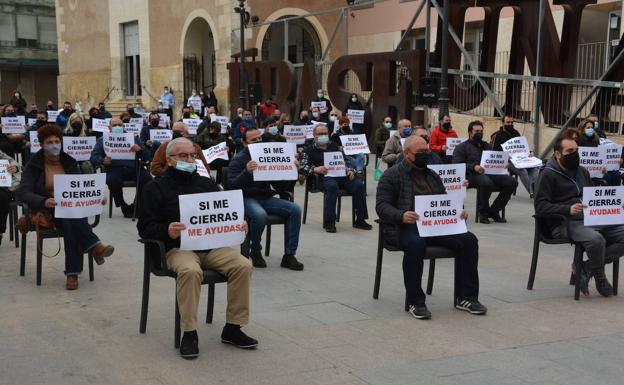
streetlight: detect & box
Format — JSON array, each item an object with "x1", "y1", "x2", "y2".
[
  {"x1": 438, "y1": 0, "x2": 450, "y2": 118},
  {"x1": 234, "y1": 0, "x2": 250, "y2": 110}
]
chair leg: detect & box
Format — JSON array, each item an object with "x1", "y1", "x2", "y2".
[
  {"x1": 240, "y1": 236, "x2": 250, "y2": 258},
  {"x1": 265, "y1": 224, "x2": 271, "y2": 257},
  {"x1": 453, "y1": 257, "x2": 460, "y2": 306},
  {"x1": 474, "y1": 188, "x2": 479, "y2": 223},
  {"x1": 527, "y1": 236, "x2": 540, "y2": 290},
  {"x1": 8, "y1": 207, "x2": 14, "y2": 242},
  {"x1": 109, "y1": 189, "x2": 113, "y2": 218},
  {"x1": 502, "y1": 207, "x2": 506, "y2": 220},
  {"x1": 302, "y1": 187, "x2": 309, "y2": 224},
  {"x1": 573, "y1": 246, "x2": 583, "y2": 301},
  {"x1": 426, "y1": 258, "x2": 436, "y2": 295},
  {"x1": 132, "y1": 185, "x2": 139, "y2": 222},
  {"x1": 88, "y1": 254, "x2": 94, "y2": 282},
  {"x1": 613, "y1": 258, "x2": 619, "y2": 296},
  {"x1": 336, "y1": 196, "x2": 341, "y2": 223},
  {"x1": 404, "y1": 295, "x2": 408, "y2": 312},
  {"x1": 174, "y1": 292, "x2": 181, "y2": 348},
  {"x1": 19, "y1": 233, "x2": 26, "y2": 276},
  {"x1": 139, "y1": 256, "x2": 151, "y2": 333},
  {"x1": 13, "y1": 208, "x2": 19, "y2": 248},
  {"x1": 373, "y1": 225, "x2": 384, "y2": 299},
  {"x1": 36, "y1": 237, "x2": 43, "y2": 286},
  {"x1": 206, "y1": 283, "x2": 215, "y2": 324}
]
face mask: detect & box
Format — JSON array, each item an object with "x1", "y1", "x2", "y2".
[
  {"x1": 312, "y1": 112, "x2": 320, "y2": 118},
  {"x1": 317, "y1": 135, "x2": 330, "y2": 145},
  {"x1": 128, "y1": 108, "x2": 135, "y2": 115},
  {"x1": 175, "y1": 160, "x2": 197, "y2": 173},
  {"x1": 560, "y1": 151, "x2": 580, "y2": 170},
  {"x1": 412, "y1": 153, "x2": 429, "y2": 169},
  {"x1": 594, "y1": 122, "x2": 600, "y2": 130},
  {"x1": 14, "y1": 93, "x2": 20, "y2": 98},
  {"x1": 585, "y1": 128, "x2": 594, "y2": 137},
  {"x1": 192, "y1": 92, "x2": 196, "y2": 96},
  {"x1": 238, "y1": 113, "x2": 243, "y2": 118},
  {"x1": 384, "y1": 122, "x2": 392, "y2": 129},
  {"x1": 244, "y1": 114, "x2": 253, "y2": 121},
  {"x1": 317, "y1": 93, "x2": 324, "y2": 99},
  {"x1": 442, "y1": 122, "x2": 451, "y2": 131},
  {"x1": 209, "y1": 131, "x2": 219, "y2": 138},
  {"x1": 150, "y1": 120, "x2": 159, "y2": 127},
  {"x1": 401, "y1": 128, "x2": 412, "y2": 138},
  {"x1": 199, "y1": 92, "x2": 204, "y2": 97},
  {"x1": 36, "y1": 120, "x2": 46, "y2": 127},
  {"x1": 183, "y1": 113, "x2": 190, "y2": 119},
  {"x1": 172, "y1": 132, "x2": 183, "y2": 139},
  {"x1": 301, "y1": 115, "x2": 309, "y2": 121},
  {"x1": 164, "y1": 89, "x2": 169, "y2": 93},
  {"x1": 43, "y1": 143, "x2": 61, "y2": 157},
  {"x1": 351, "y1": 97, "x2": 357, "y2": 102},
  {"x1": 99, "y1": 106, "x2": 105, "y2": 112},
  {"x1": 329, "y1": 116, "x2": 337, "y2": 122},
  {"x1": 341, "y1": 125, "x2": 350, "y2": 133},
  {"x1": 268, "y1": 126, "x2": 279, "y2": 135},
  {"x1": 473, "y1": 133, "x2": 483, "y2": 142},
  {"x1": 421, "y1": 135, "x2": 430, "y2": 143},
  {"x1": 266, "y1": 100, "x2": 271, "y2": 105},
  {"x1": 64, "y1": 108, "x2": 71, "y2": 114},
  {"x1": 71, "y1": 121, "x2": 82, "y2": 131},
  {"x1": 111, "y1": 126, "x2": 124, "y2": 134},
  {"x1": 5, "y1": 112, "x2": 16, "y2": 117},
  {"x1": 504, "y1": 124, "x2": 514, "y2": 131}
]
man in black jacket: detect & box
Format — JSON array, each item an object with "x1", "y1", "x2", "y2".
[
  {"x1": 137, "y1": 137, "x2": 257, "y2": 359},
  {"x1": 227, "y1": 127, "x2": 304, "y2": 271},
  {"x1": 534, "y1": 136, "x2": 624, "y2": 297},
  {"x1": 376, "y1": 136, "x2": 486, "y2": 319},
  {"x1": 453, "y1": 120, "x2": 517, "y2": 224}
]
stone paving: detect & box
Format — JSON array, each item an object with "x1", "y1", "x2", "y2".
[{"x1": 2, "y1": 170, "x2": 624, "y2": 385}]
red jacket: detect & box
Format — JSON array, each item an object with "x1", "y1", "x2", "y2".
[
  {"x1": 429, "y1": 126, "x2": 458, "y2": 154},
  {"x1": 260, "y1": 103, "x2": 277, "y2": 118}
]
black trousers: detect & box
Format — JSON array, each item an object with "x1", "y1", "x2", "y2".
[
  {"x1": 469, "y1": 173, "x2": 517, "y2": 215},
  {"x1": 0, "y1": 188, "x2": 12, "y2": 234},
  {"x1": 106, "y1": 166, "x2": 152, "y2": 207}
]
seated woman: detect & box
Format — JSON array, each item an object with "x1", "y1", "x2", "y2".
[
  {"x1": 18, "y1": 124, "x2": 114, "y2": 290},
  {"x1": 0, "y1": 149, "x2": 20, "y2": 246}
]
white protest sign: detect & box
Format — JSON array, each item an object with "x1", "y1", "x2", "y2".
[
  {"x1": 123, "y1": 122, "x2": 142, "y2": 135},
  {"x1": 1, "y1": 116, "x2": 26, "y2": 134},
  {"x1": 305, "y1": 124, "x2": 317, "y2": 139},
  {"x1": 195, "y1": 159, "x2": 210, "y2": 178},
  {"x1": 203, "y1": 142, "x2": 229, "y2": 163},
  {"x1": 103, "y1": 132, "x2": 135, "y2": 160},
  {"x1": 0, "y1": 160, "x2": 11, "y2": 187},
  {"x1": 501, "y1": 136, "x2": 530, "y2": 158},
  {"x1": 29, "y1": 131, "x2": 40, "y2": 153},
  {"x1": 579, "y1": 146, "x2": 606, "y2": 178},
  {"x1": 510, "y1": 156, "x2": 543, "y2": 169},
  {"x1": 213, "y1": 116, "x2": 230, "y2": 134},
  {"x1": 149, "y1": 129, "x2": 173, "y2": 142},
  {"x1": 602, "y1": 143, "x2": 622, "y2": 172},
  {"x1": 283, "y1": 125, "x2": 307, "y2": 144},
  {"x1": 161, "y1": 99, "x2": 170, "y2": 109},
  {"x1": 414, "y1": 193, "x2": 467, "y2": 237},
  {"x1": 324, "y1": 152, "x2": 347, "y2": 177},
  {"x1": 311, "y1": 101, "x2": 327, "y2": 113},
  {"x1": 427, "y1": 163, "x2": 466, "y2": 194},
  {"x1": 446, "y1": 137, "x2": 467, "y2": 156},
  {"x1": 158, "y1": 114, "x2": 170, "y2": 128},
  {"x1": 480, "y1": 151, "x2": 509, "y2": 175},
  {"x1": 340, "y1": 134, "x2": 370, "y2": 155},
  {"x1": 248, "y1": 142, "x2": 298, "y2": 181},
  {"x1": 63, "y1": 136, "x2": 96, "y2": 161},
  {"x1": 46, "y1": 110, "x2": 59, "y2": 122},
  {"x1": 179, "y1": 190, "x2": 246, "y2": 250},
  {"x1": 28, "y1": 118, "x2": 37, "y2": 127},
  {"x1": 583, "y1": 186, "x2": 624, "y2": 226},
  {"x1": 53, "y1": 174, "x2": 106, "y2": 218},
  {"x1": 347, "y1": 109, "x2": 365, "y2": 124},
  {"x1": 92, "y1": 118, "x2": 110, "y2": 133},
  {"x1": 183, "y1": 118, "x2": 201, "y2": 135},
  {"x1": 189, "y1": 99, "x2": 201, "y2": 112},
  {"x1": 129, "y1": 118, "x2": 144, "y2": 126}
]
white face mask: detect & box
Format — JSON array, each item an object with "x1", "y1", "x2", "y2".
[
  {"x1": 329, "y1": 116, "x2": 337, "y2": 122},
  {"x1": 351, "y1": 97, "x2": 357, "y2": 102},
  {"x1": 317, "y1": 93, "x2": 324, "y2": 98}
]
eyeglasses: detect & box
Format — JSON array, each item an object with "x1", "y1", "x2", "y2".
[{"x1": 171, "y1": 153, "x2": 198, "y2": 160}]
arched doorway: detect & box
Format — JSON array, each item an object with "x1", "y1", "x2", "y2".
[
  {"x1": 182, "y1": 18, "x2": 215, "y2": 102},
  {"x1": 261, "y1": 16, "x2": 322, "y2": 63}
]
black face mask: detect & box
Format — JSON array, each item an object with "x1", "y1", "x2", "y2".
[
  {"x1": 172, "y1": 132, "x2": 183, "y2": 139},
  {"x1": 412, "y1": 153, "x2": 429, "y2": 169},
  {"x1": 183, "y1": 113, "x2": 190, "y2": 119},
  {"x1": 341, "y1": 126, "x2": 350, "y2": 133},
  {"x1": 122, "y1": 118, "x2": 130, "y2": 123},
  {"x1": 560, "y1": 151, "x2": 580, "y2": 170},
  {"x1": 70, "y1": 121, "x2": 82, "y2": 131},
  {"x1": 301, "y1": 115, "x2": 309, "y2": 122},
  {"x1": 504, "y1": 124, "x2": 514, "y2": 132},
  {"x1": 209, "y1": 132, "x2": 219, "y2": 138},
  {"x1": 150, "y1": 120, "x2": 159, "y2": 128},
  {"x1": 421, "y1": 135, "x2": 430, "y2": 143},
  {"x1": 5, "y1": 112, "x2": 16, "y2": 117},
  {"x1": 473, "y1": 133, "x2": 483, "y2": 142},
  {"x1": 36, "y1": 120, "x2": 46, "y2": 127},
  {"x1": 442, "y1": 122, "x2": 451, "y2": 131},
  {"x1": 99, "y1": 106, "x2": 105, "y2": 112},
  {"x1": 63, "y1": 108, "x2": 71, "y2": 114},
  {"x1": 128, "y1": 108, "x2": 135, "y2": 115}
]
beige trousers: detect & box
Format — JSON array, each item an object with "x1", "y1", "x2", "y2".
[{"x1": 166, "y1": 247, "x2": 252, "y2": 332}]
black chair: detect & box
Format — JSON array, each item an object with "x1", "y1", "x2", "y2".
[
  {"x1": 527, "y1": 214, "x2": 619, "y2": 300},
  {"x1": 138, "y1": 239, "x2": 227, "y2": 348},
  {"x1": 8, "y1": 200, "x2": 20, "y2": 248},
  {"x1": 472, "y1": 185, "x2": 506, "y2": 223},
  {"x1": 19, "y1": 203, "x2": 98, "y2": 286},
  {"x1": 302, "y1": 174, "x2": 356, "y2": 226},
  {"x1": 105, "y1": 159, "x2": 145, "y2": 221},
  {"x1": 373, "y1": 219, "x2": 459, "y2": 310}
]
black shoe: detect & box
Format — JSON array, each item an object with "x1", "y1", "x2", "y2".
[
  {"x1": 407, "y1": 304, "x2": 431, "y2": 320},
  {"x1": 280, "y1": 254, "x2": 304, "y2": 271},
  {"x1": 478, "y1": 215, "x2": 490, "y2": 224},
  {"x1": 455, "y1": 298, "x2": 487, "y2": 315},
  {"x1": 221, "y1": 324, "x2": 258, "y2": 349},
  {"x1": 489, "y1": 212, "x2": 507, "y2": 223},
  {"x1": 121, "y1": 203, "x2": 134, "y2": 218},
  {"x1": 249, "y1": 251, "x2": 267, "y2": 268},
  {"x1": 354, "y1": 219, "x2": 373, "y2": 230},
  {"x1": 325, "y1": 224, "x2": 337, "y2": 233},
  {"x1": 179, "y1": 330, "x2": 199, "y2": 359},
  {"x1": 594, "y1": 275, "x2": 614, "y2": 297}
]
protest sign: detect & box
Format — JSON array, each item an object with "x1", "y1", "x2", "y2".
[
  {"x1": 27, "y1": 118, "x2": 37, "y2": 127},
  {"x1": 63, "y1": 136, "x2": 96, "y2": 161},
  {"x1": 0, "y1": 160, "x2": 11, "y2": 187},
  {"x1": 129, "y1": 117, "x2": 143, "y2": 126},
  {"x1": 29, "y1": 131, "x2": 40, "y2": 153},
  {"x1": 602, "y1": 142, "x2": 623, "y2": 172},
  {"x1": 183, "y1": 118, "x2": 201, "y2": 135},
  {"x1": 347, "y1": 109, "x2": 365, "y2": 124},
  {"x1": 92, "y1": 118, "x2": 110, "y2": 133},
  {"x1": 47, "y1": 110, "x2": 59, "y2": 122},
  {"x1": 480, "y1": 151, "x2": 509, "y2": 175},
  {"x1": 340, "y1": 134, "x2": 370, "y2": 155},
  {"x1": 195, "y1": 159, "x2": 210, "y2": 178},
  {"x1": 305, "y1": 124, "x2": 316, "y2": 139},
  {"x1": 510, "y1": 156, "x2": 543, "y2": 169},
  {"x1": 578, "y1": 146, "x2": 606, "y2": 178},
  {"x1": 311, "y1": 101, "x2": 327, "y2": 113},
  {"x1": 149, "y1": 129, "x2": 173, "y2": 142},
  {"x1": 446, "y1": 137, "x2": 467, "y2": 156},
  {"x1": 179, "y1": 190, "x2": 245, "y2": 250},
  {"x1": 213, "y1": 116, "x2": 230, "y2": 134},
  {"x1": 1, "y1": 116, "x2": 25, "y2": 134},
  {"x1": 414, "y1": 193, "x2": 467, "y2": 237},
  {"x1": 283, "y1": 125, "x2": 307, "y2": 144},
  {"x1": 189, "y1": 99, "x2": 201, "y2": 112},
  {"x1": 501, "y1": 136, "x2": 530, "y2": 158},
  {"x1": 248, "y1": 142, "x2": 297, "y2": 181},
  {"x1": 203, "y1": 142, "x2": 229, "y2": 163},
  {"x1": 427, "y1": 163, "x2": 466, "y2": 193},
  {"x1": 583, "y1": 186, "x2": 624, "y2": 226},
  {"x1": 103, "y1": 132, "x2": 135, "y2": 160},
  {"x1": 324, "y1": 152, "x2": 347, "y2": 177},
  {"x1": 158, "y1": 114, "x2": 170, "y2": 128},
  {"x1": 123, "y1": 122, "x2": 142, "y2": 135},
  {"x1": 53, "y1": 174, "x2": 106, "y2": 218}
]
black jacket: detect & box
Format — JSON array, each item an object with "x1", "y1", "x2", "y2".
[
  {"x1": 376, "y1": 160, "x2": 446, "y2": 245},
  {"x1": 491, "y1": 126, "x2": 521, "y2": 151},
  {"x1": 137, "y1": 168, "x2": 221, "y2": 251},
  {"x1": 576, "y1": 135, "x2": 600, "y2": 148},
  {"x1": 453, "y1": 139, "x2": 492, "y2": 178},
  {"x1": 226, "y1": 148, "x2": 277, "y2": 200},
  {"x1": 18, "y1": 150, "x2": 80, "y2": 210}
]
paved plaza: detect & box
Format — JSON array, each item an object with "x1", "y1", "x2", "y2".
[{"x1": 2, "y1": 171, "x2": 624, "y2": 385}]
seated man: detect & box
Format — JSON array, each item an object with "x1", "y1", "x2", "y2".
[
  {"x1": 139, "y1": 112, "x2": 163, "y2": 160},
  {"x1": 300, "y1": 124, "x2": 372, "y2": 233},
  {"x1": 453, "y1": 120, "x2": 518, "y2": 224},
  {"x1": 150, "y1": 122, "x2": 209, "y2": 176},
  {"x1": 376, "y1": 136, "x2": 486, "y2": 319},
  {"x1": 90, "y1": 118, "x2": 152, "y2": 218},
  {"x1": 534, "y1": 136, "x2": 624, "y2": 297},
  {"x1": 382, "y1": 119, "x2": 412, "y2": 167},
  {"x1": 137, "y1": 137, "x2": 257, "y2": 359},
  {"x1": 227, "y1": 127, "x2": 304, "y2": 270}
]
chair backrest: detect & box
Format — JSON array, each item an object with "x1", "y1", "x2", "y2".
[
  {"x1": 305, "y1": 174, "x2": 322, "y2": 193},
  {"x1": 375, "y1": 219, "x2": 401, "y2": 252}
]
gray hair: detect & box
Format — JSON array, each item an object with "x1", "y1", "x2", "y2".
[
  {"x1": 313, "y1": 123, "x2": 329, "y2": 135},
  {"x1": 398, "y1": 119, "x2": 412, "y2": 129},
  {"x1": 166, "y1": 137, "x2": 193, "y2": 157}
]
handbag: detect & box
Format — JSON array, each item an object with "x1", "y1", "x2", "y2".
[
  {"x1": 16, "y1": 209, "x2": 61, "y2": 258},
  {"x1": 374, "y1": 159, "x2": 383, "y2": 181}
]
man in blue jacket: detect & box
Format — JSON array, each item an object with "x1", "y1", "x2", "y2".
[{"x1": 227, "y1": 127, "x2": 304, "y2": 270}]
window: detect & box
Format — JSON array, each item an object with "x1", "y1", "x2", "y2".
[
  {"x1": 0, "y1": 14, "x2": 16, "y2": 44},
  {"x1": 17, "y1": 14, "x2": 37, "y2": 40},
  {"x1": 38, "y1": 16, "x2": 57, "y2": 46}
]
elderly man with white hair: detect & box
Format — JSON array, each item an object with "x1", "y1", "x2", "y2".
[
  {"x1": 382, "y1": 118, "x2": 413, "y2": 168},
  {"x1": 137, "y1": 137, "x2": 257, "y2": 359}
]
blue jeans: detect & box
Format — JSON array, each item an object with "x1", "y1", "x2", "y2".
[
  {"x1": 244, "y1": 197, "x2": 301, "y2": 255},
  {"x1": 320, "y1": 176, "x2": 368, "y2": 225},
  {"x1": 54, "y1": 218, "x2": 101, "y2": 276},
  {"x1": 350, "y1": 154, "x2": 365, "y2": 173}
]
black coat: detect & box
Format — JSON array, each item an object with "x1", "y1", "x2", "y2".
[
  {"x1": 491, "y1": 126, "x2": 521, "y2": 151},
  {"x1": 137, "y1": 168, "x2": 221, "y2": 252},
  {"x1": 226, "y1": 148, "x2": 277, "y2": 200},
  {"x1": 453, "y1": 139, "x2": 492, "y2": 178}
]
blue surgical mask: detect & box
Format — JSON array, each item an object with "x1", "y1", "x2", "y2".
[
  {"x1": 401, "y1": 128, "x2": 412, "y2": 138},
  {"x1": 175, "y1": 160, "x2": 197, "y2": 173},
  {"x1": 268, "y1": 126, "x2": 279, "y2": 135},
  {"x1": 585, "y1": 128, "x2": 594, "y2": 137},
  {"x1": 312, "y1": 111, "x2": 320, "y2": 118},
  {"x1": 43, "y1": 143, "x2": 61, "y2": 157},
  {"x1": 317, "y1": 135, "x2": 330, "y2": 145},
  {"x1": 244, "y1": 114, "x2": 253, "y2": 121},
  {"x1": 384, "y1": 122, "x2": 392, "y2": 129},
  {"x1": 111, "y1": 126, "x2": 124, "y2": 134}
]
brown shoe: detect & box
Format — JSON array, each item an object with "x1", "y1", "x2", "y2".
[
  {"x1": 66, "y1": 275, "x2": 78, "y2": 290},
  {"x1": 89, "y1": 243, "x2": 115, "y2": 265}
]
